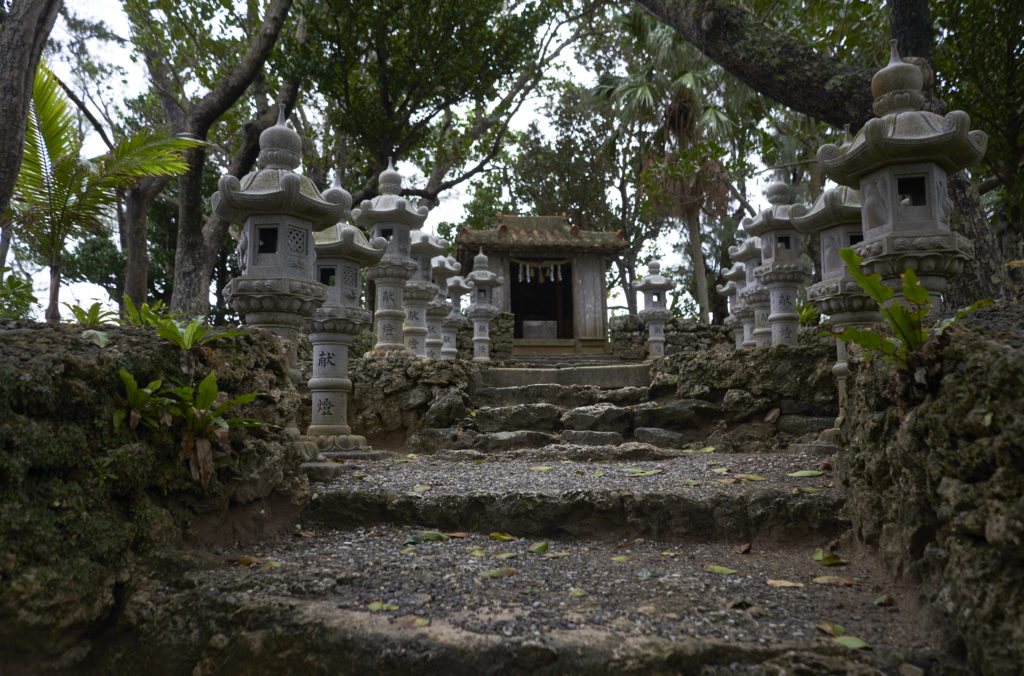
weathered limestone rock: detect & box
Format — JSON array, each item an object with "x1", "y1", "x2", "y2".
[
  {"x1": 632, "y1": 399, "x2": 721, "y2": 431},
  {"x1": 472, "y1": 403, "x2": 562, "y2": 433},
  {"x1": 633, "y1": 427, "x2": 685, "y2": 448},
  {"x1": 560, "y1": 403, "x2": 633, "y2": 433},
  {"x1": 838, "y1": 306, "x2": 1024, "y2": 674},
  {"x1": 560, "y1": 430, "x2": 625, "y2": 445}
]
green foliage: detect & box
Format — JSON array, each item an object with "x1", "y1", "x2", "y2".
[
  {"x1": 831, "y1": 248, "x2": 993, "y2": 369},
  {"x1": 120, "y1": 295, "x2": 178, "y2": 328},
  {"x1": 0, "y1": 267, "x2": 37, "y2": 320},
  {"x1": 153, "y1": 316, "x2": 247, "y2": 351},
  {"x1": 64, "y1": 302, "x2": 119, "y2": 326},
  {"x1": 116, "y1": 367, "x2": 268, "y2": 489},
  {"x1": 113, "y1": 367, "x2": 173, "y2": 435},
  {"x1": 5, "y1": 62, "x2": 201, "y2": 322},
  {"x1": 164, "y1": 371, "x2": 266, "y2": 488},
  {"x1": 798, "y1": 301, "x2": 821, "y2": 326}
]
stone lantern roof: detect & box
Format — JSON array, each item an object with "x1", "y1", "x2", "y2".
[
  {"x1": 720, "y1": 262, "x2": 746, "y2": 284},
  {"x1": 312, "y1": 222, "x2": 387, "y2": 267},
  {"x1": 466, "y1": 248, "x2": 502, "y2": 288},
  {"x1": 633, "y1": 260, "x2": 673, "y2": 294},
  {"x1": 742, "y1": 181, "x2": 797, "y2": 237},
  {"x1": 212, "y1": 107, "x2": 350, "y2": 229},
  {"x1": 818, "y1": 41, "x2": 987, "y2": 186},
  {"x1": 431, "y1": 254, "x2": 461, "y2": 283},
  {"x1": 447, "y1": 275, "x2": 473, "y2": 297},
  {"x1": 411, "y1": 230, "x2": 449, "y2": 259},
  {"x1": 791, "y1": 185, "x2": 863, "y2": 235},
  {"x1": 457, "y1": 214, "x2": 627, "y2": 256},
  {"x1": 352, "y1": 160, "x2": 429, "y2": 230},
  {"x1": 729, "y1": 237, "x2": 761, "y2": 263}
]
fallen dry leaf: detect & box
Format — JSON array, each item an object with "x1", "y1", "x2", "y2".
[
  {"x1": 813, "y1": 575, "x2": 861, "y2": 586},
  {"x1": 293, "y1": 530, "x2": 315, "y2": 538},
  {"x1": 734, "y1": 543, "x2": 752, "y2": 555},
  {"x1": 766, "y1": 579, "x2": 805, "y2": 588}
]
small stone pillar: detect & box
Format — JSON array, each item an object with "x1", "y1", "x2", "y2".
[
  {"x1": 405, "y1": 231, "x2": 447, "y2": 356},
  {"x1": 442, "y1": 274, "x2": 472, "y2": 360},
  {"x1": 213, "y1": 107, "x2": 349, "y2": 447},
  {"x1": 304, "y1": 220, "x2": 386, "y2": 453},
  {"x1": 427, "y1": 254, "x2": 460, "y2": 359},
  {"x1": 465, "y1": 248, "x2": 502, "y2": 361},
  {"x1": 633, "y1": 260, "x2": 674, "y2": 359},
  {"x1": 716, "y1": 262, "x2": 746, "y2": 349},
  {"x1": 817, "y1": 40, "x2": 986, "y2": 308},
  {"x1": 742, "y1": 181, "x2": 810, "y2": 346},
  {"x1": 731, "y1": 237, "x2": 767, "y2": 348},
  {"x1": 355, "y1": 162, "x2": 426, "y2": 354}
]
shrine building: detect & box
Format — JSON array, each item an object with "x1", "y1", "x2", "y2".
[{"x1": 456, "y1": 214, "x2": 626, "y2": 354}]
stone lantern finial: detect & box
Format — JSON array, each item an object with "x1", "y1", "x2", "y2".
[
  {"x1": 257, "y1": 105, "x2": 301, "y2": 170},
  {"x1": 765, "y1": 180, "x2": 792, "y2": 206},
  {"x1": 871, "y1": 40, "x2": 926, "y2": 116},
  {"x1": 378, "y1": 158, "x2": 402, "y2": 195},
  {"x1": 320, "y1": 174, "x2": 353, "y2": 217}
]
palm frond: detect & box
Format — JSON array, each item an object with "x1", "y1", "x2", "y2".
[{"x1": 95, "y1": 130, "x2": 203, "y2": 185}]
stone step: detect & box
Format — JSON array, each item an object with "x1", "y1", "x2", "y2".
[
  {"x1": 307, "y1": 452, "x2": 845, "y2": 543},
  {"x1": 112, "y1": 530, "x2": 950, "y2": 675},
  {"x1": 472, "y1": 384, "x2": 650, "y2": 409},
  {"x1": 482, "y1": 363, "x2": 650, "y2": 388}
]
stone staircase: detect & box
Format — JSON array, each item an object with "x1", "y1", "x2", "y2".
[{"x1": 104, "y1": 353, "x2": 961, "y2": 674}]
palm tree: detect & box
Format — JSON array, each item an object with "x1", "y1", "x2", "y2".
[
  {"x1": 6, "y1": 64, "x2": 199, "y2": 323},
  {"x1": 591, "y1": 8, "x2": 744, "y2": 324}
]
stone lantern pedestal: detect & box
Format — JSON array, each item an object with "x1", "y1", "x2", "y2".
[
  {"x1": 633, "y1": 260, "x2": 674, "y2": 359},
  {"x1": 355, "y1": 162, "x2": 428, "y2": 355},
  {"x1": 304, "y1": 222, "x2": 386, "y2": 454},
  {"x1": 405, "y1": 231, "x2": 447, "y2": 357},
  {"x1": 213, "y1": 107, "x2": 349, "y2": 450},
  {"x1": 717, "y1": 261, "x2": 746, "y2": 349},
  {"x1": 731, "y1": 237, "x2": 767, "y2": 348},
  {"x1": 427, "y1": 254, "x2": 460, "y2": 359},
  {"x1": 442, "y1": 275, "x2": 472, "y2": 360},
  {"x1": 743, "y1": 181, "x2": 810, "y2": 346},
  {"x1": 465, "y1": 248, "x2": 503, "y2": 361},
  {"x1": 818, "y1": 40, "x2": 986, "y2": 310}
]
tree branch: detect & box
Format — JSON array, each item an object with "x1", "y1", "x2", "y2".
[{"x1": 631, "y1": 0, "x2": 874, "y2": 129}]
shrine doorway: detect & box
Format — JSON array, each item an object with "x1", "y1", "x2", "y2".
[{"x1": 509, "y1": 258, "x2": 574, "y2": 339}]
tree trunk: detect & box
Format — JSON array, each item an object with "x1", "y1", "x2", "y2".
[
  {"x1": 164, "y1": 0, "x2": 294, "y2": 316},
  {"x1": 887, "y1": 0, "x2": 934, "y2": 64},
  {"x1": 0, "y1": 217, "x2": 12, "y2": 269},
  {"x1": 45, "y1": 256, "x2": 62, "y2": 324},
  {"x1": 686, "y1": 212, "x2": 710, "y2": 324},
  {"x1": 946, "y1": 171, "x2": 1009, "y2": 307},
  {"x1": 0, "y1": 0, "x2": 62, "y2": 219},
  {"x1": 122, "y1": 176, "x2": 173, "y2": 309}
]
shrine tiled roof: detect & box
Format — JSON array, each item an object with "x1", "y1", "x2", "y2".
[{"x1": 456, "y1": 214, "x2": 627, "y2": 255}]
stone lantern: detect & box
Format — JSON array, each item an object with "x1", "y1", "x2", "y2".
[
  {"x1": 731, "y1": 237, "x2": 768, "y2": 348},
  {"x1": 405, "y1": 230, "x2": 447, "y2": 357},
  {"x1": 791, "y1": 185, "x2": 878, "y2": 329},
  {"x1": 442, "y1": 274, "x2": 473, "y2": 360},
  {"x1": 716, "y1": 262, "x2": 746, "y2": 349},
  {"x1": 633, "y1": 260, "x2": 674, "y2": 359},
  {"x1": 817, "y1": 40, "x2": 986, "y2": 307},
  {"x1": 427, "y1": 254, "x2": 460, "y2": 359},
  {"x1": 304, "y1": 220, "x2": 386, "y2": 453},
  {"x1": 465, "y1": 248, "x2": 503, "y2": 361},
  {"x1": 354, "y1": 162, "x2": 427, "y2": 354},
  {"x1": 213, "y1": 107, "x2": 350, "y2": 443},
  {"x1": 742, "y1": 181, "x2": 810, "y2": 346}
]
